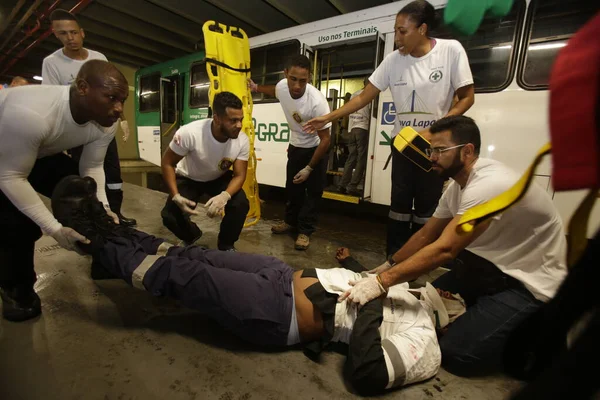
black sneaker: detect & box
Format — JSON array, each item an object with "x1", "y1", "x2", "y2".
[{"x1": 0, "y1": 286, "x2": 41, "y2": 322}]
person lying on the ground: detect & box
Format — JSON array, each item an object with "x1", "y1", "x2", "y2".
[{"x1": 51, "y1": 175, "x2": 457, "y2": 395}]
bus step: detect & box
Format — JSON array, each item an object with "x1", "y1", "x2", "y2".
[{"x1": 322, "y1": 191, "x2": 360, "y2": 204}]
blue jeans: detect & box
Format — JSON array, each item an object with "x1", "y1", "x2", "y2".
[{"x1": 433, "y1": 267, "x2": 543, "y2": 376}]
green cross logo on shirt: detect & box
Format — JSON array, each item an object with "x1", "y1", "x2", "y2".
[{"x1": 429, "y1": 70, "x2": 443, "y2": 83}]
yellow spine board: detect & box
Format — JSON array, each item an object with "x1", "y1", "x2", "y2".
[{"x1": 202, "y1": 21, "x2": 260, "y2": 227}]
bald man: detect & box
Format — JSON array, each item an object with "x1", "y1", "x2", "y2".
[{"x1": 0, "y1": 59, "x2": 128, "y2": 322}]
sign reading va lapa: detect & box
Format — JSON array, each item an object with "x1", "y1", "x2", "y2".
[
  {"x1": 318, "y1": 25, "x2": 378, "y2": 44},
  {"x1": 253, "y1": 118, "x2": 290, "y2": 142},
  {"x1": 380, "y1": 92, "x2": 437, "y2": 131}
]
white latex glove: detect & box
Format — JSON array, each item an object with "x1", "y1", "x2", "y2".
[
  {"x1": 172, "y1": 193, "x2": 199, "y2": 215},
  {"x1": 120, "y1": 119, "x2": 130, "y2": 142},
  {"x1": 51, "y1": 226, "x2": 90, "y2": 254},
  {"x1": 248, "y1": 78, "x2": 258, "y2": 92},
  {"x1": 104, "y1": 205, "x2": 120, "y2": 224},
  {"x1": 367, "y1": 260, "x2": 393, "y2": 275},
  {"x1": 205, "y1": 191, "x2": 231, "y2": 218},
  {"x1": 293, "y1": 165, "x2": 313, "y2": 184},
  {"x1": 338, "y1": 275, "x2": 386, "y2": 306}
]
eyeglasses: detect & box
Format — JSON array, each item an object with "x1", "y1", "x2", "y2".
[{"x1": 425, "y1": 144, "x2": 467, "y2": 157}]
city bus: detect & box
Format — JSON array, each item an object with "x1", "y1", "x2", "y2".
[{"x1": 134, "y1": 0, "x2": 599, "y2": 236}]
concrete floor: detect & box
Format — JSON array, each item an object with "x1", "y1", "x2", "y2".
[{"x1": 0, "y1": 183, "x2": 522, "y2": 400}]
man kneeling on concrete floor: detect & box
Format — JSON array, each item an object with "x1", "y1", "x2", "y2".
[
  {"x1": 339, "y1": 116, "x2": 568, "y2": 377},
  {"x1": 160, "y1": 91, "x2": 249, "y2": 251},
  {"x1": 51, "y1": 175, "x2": 466, "y2": 395}
]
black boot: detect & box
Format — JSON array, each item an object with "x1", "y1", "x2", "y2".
[
  {"x1": 106, "y1": 188, "x2": 137, "y2": 227},
  {"x1": 117, "y1": 213, "x2": 137, "y2": 227},
  {"x1": 0, "y1": 285, "x2": 41, "y2": 322}
]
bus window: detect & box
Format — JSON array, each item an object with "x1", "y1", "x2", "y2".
[
  {"x1": 190, "y1": 62, "x2": 210, "y2": 109},
  {"x1": 520, "y1": 0, "x2": 597, "y2": 89},
  {"x1": 250, "y1": 40, "x2": 300, "y2": 102},
  {"x1": 139, "y1": 73, "x2": 160, "y2": 113},
  {"x1": 432, "y1": 0, "x2": 524, "y2": 93}
]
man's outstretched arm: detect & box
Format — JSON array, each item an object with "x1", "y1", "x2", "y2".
[
  {"x1": 341, "y1": 216, "x2": 491, "y2": 305},
  {"x1": 380, "y1": 216, "x2": 491, "y2": 288},
  {"x1": 248, "y1": 79, "x2": 276, "y2": 98}
]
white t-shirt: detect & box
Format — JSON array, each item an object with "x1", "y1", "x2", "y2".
[
  {"x1": 0, "y1": 85, "x2": 115, "y2": 234},
  {"x1": 370, "y1": 38, "x2": 473, "y2": 132},
  {"x1": 170, "y1": 119, "x2": 250, "y2": 182},
  {"x1": 275, "y1": 79, "x2": 332, "y2": 148},
  {"x1": 433, "y1": 158, "x2": 567, "y2": 302},
  {"x1": 315, "y1": 268, "x2": 441, "y2": 389},
  {"x1": 42, "y1": 48, "x2": 108, "y2": 85},
  {"x1": 348, "y1": 89, "x2": 371, "y2": 131}
]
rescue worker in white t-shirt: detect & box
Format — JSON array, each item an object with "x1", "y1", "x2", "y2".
[
  {"x1": 337, "y1": 116, "x2": 568, "y2": 377},
  {"x1": 42, "y1": 9, "x2": 136, "y2": 227},
  {"x1": 161, "y1": 92, "x2": 250, "y2": 252},
  {"x1": 338, "y1": 77, "x2": 371, "y2": 196},
  {"x1": 0, "y1": 60, "x2": 128, "y2": 322},
  {"x1": 305, "y1": 0, "x2": 475, "y2": 257},
  {"x1": 248, "y1": 55, "x2": 332, "y2": 251}
]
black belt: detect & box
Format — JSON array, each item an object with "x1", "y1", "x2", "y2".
[{"x1": 205, "y1": 58, "x2": 251, "y2": 73}]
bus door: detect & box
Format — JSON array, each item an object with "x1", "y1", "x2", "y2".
[
  {"x1": 312, "y1": 36, "x2": 381, "y2": 201},
  {"x1": 363, "y1": 31, "x2": 386, "y2": 201},
  {"x1": 160, "y1": 76, "x2": 181, "y2": 157}
]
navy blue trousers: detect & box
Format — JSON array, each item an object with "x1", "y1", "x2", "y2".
[{"x1": 98, "y1": 234, "x2": 294, "y2": 347}]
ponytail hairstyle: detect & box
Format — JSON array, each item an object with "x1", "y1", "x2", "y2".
[{"x1": 397, "y1": 0, "x2": 439, "y2": 35}]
